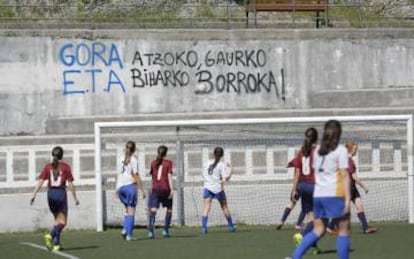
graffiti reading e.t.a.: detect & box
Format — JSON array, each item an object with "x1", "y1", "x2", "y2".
[{"x1": 59, "y1": 42, "x2": 125, "y2": 95}]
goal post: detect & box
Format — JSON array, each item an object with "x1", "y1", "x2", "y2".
[{"x1": 94, "y1": 115, "x2": 414, "y2": 232}]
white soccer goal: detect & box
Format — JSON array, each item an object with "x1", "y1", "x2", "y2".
[{"x1": 94, "y1": 115, "x2": 414, "y2": 232}]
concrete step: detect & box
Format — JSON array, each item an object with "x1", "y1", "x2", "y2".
[
  {"x1": 45, "y1": 107, "x2": 414, "y2": 135},
  {"x1": 309, "y1": 88, "x2": 414, "y2": 109}
]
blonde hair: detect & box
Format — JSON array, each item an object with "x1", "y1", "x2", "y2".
[{"x1": 345, "y1": 140, "x2": 358, "y2": 155}]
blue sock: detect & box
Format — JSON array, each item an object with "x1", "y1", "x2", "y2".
[
  {"x1": 292, "y1": 231, "x2": 319, "y2": 259},
  {"x1": 51, "y1": 225, "x2": 59, "y2": 245},
  {"x1": 296, "y1": 210, "x2": 306, "y2": 226},
  {"x1": 55, "y1": 224, "x2": 65, "y2": 245},
  {"x1": 226, "y1": 216, "x2": 234, "y2": 228},
  {"x1": 149, "y1": 212, "x2": 156, "y2": 232},
  {"x1": 124, "y1": 215, "x2": 133, "y2": 237},
  {"x1": 281, "y1": 207, "x2": 291, "y2": 222},
  {"x1": 202, "y1": 216, "x2": 208, "y2": 229},
  {"x1": 357, "y1": 212, "x2": 368, "y2": 231},
  {"x1": 164, "y1": 211, "x2": 172, "y2": 231},
  {"x1": 336, "y1": 235, "x2": 350, "y2": 259}
]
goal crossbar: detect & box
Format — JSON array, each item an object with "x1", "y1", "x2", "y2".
[{"x1": 94, "y1": 114, "x2": 414, "y2": 231}]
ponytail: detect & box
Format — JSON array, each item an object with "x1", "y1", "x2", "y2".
[
  {"x1": 302, "y1": 127, "x2": 318, "y2": 157},
  {"x1": 319, "y1": 120, "x2": 342, "y2": 156},
  {"x1": 208, "y1": 147, "x2": 224, "y2": 175},
  {"x1": 156, "y1": 145, "x2": 168, "y2": 169},
  {"x1": 123, "y1": 141, "x2": 136, "y2": 166}
]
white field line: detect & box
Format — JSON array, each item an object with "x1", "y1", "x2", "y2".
[{"x1": 20, "y1": 242, "x2": 80, "y2": 259}]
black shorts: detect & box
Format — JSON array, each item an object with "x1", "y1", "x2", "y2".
[
  {"x1": 351, "y1": 186, "x2": 361, "y2": 202},
  {"x1": 47, "y1": 188, "x2": 68, "y2": 215},
  {"x1": 148, "y1": 192, "x2": 173, "y2": 209}
]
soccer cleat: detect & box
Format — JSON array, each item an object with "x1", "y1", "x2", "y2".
[
  {"x1": 52, "y1": 245, "x2": 62, "y2": 252},
  {"x1": 148, "y1": 231, "x2": 155, "y2": 239},
  {"x1": 293, "y1": 232, "x2": 303, "y2": 246},
  {"x1": 294, "y1": 224, "x2": 302, "y2": 231},
  {"x1": 310, "y1": 246, "x2": 322, "y2": 255},
  {"x1": 229, "y1": 226, "x2": 236, "y2": 233},
  {"x1": 126, "y1": 235, "x2": 136, "y2": 241},
  {"x1": 44, "y1": 233, "x2": 53, "y2": 251},
  {"x1": 284, "y1": 257, "x2": 293, "y2": 259},
  {"x1": 276, "y1": 222, "x2": 284, "y2": 230},
  {"x1": 326, "y1": 228, "x2": 338, "y2": 236},
  {"x1": 121, "y1": 229, "x2": 127, "y2": 239},
  {"x1": 162, "y1": 229, "x2": 170, "y2": 238},
  {"x1": 202, "y1": 227, "x2": 208, "y2": 234},
  {"x1": 363, "y1": 226, "x2": 377, "y2": 234}
]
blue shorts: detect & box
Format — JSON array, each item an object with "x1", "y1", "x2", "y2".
[
  {"x1": 313, "y1": 197, "x2": 345, "y2": 219},
  {"x1": 148, "y1": 192, "x2": 173, "y2": 209},
  {"x1": 203, "y1": 188, "x2": 226, "y2": 201},
  {"x1": 47, "y1": 188, "x2": 68, "y2": 215},
  {"x1": 298, "y1": 182, "x2": 314, "y2": 214},
  {"x1": 118, "y1": 184, "x2": 137, "y2": 208}
]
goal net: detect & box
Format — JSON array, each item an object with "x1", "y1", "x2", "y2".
[{"x1": 94, "y1": 115, "x2": 414, "y2": 231}]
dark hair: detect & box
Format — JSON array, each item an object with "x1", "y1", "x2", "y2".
[
  {"x1": 319, "y1": 120, "x2": 342, "y2": 156},
  {"x1": 51, "y1": 146, "x2": 63, "y2": 177},
  {"x1": 208, "y1": 147, "x2": 224, "y2": 174},
  {"x1": 156, "y1": 145, "x2": 168, "y2": 168},
  {"x1": 123, "y1": 141, "x2": 136, "y2": 166},
  {"x1": 302, "y1": 127, "x2": 318, "y2": 157}
]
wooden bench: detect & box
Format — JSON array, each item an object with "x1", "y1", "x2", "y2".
[{"x1": 246, "y1": 0, "x2": 329, "y2": 28}]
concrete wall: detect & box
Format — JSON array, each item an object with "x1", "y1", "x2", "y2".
[{"x1": 0, "y1": 29, "x2": 413, "y2": 135}]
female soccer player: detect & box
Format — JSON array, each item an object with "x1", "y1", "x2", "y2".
[
  {"x1": 287, "y1": 120, "x2": 351, "y2": 259},
  {"x1": 30, "y1": 146, "x2": 79, "y2": 252},
  {"x1": 327, "y1": 141, "x2": 377, "y2": 235},
  {"x1": 290, "y1": 128, "x2": 321, "y2": 254},
  {"x1": 148, "y1": 145, "x2": 174, "y2": 239},
  {"x1": 116, "y1": 141, "x2": 146, "y2": 241},
  {"x1": 277, "y1": 153, "x2": 307, "y2": 231},
  {"x1": 201, "y1": 146, "x2": 235, "y2": 234}
]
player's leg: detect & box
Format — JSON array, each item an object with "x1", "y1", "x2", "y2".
[
  {"x1": 46, "y1": 189, "x2": 67, "y2": 251},
  {"x1": 162, "y1": 197, "x2": 173, "y2": 237},
  {"x1": 119, "y1": 184, "x2": 137, "y2": 241},
  {"x1": 336, "y1": 214, "x2": 350, "y2": 259},
  {"x1": 52, "y1": 212, "x2": 67, "y2": 251},
  {"x1": 291, "y1": 217, "x2": 324, "y2": 259},
  {"x1": 148, "y1": 191, "x2": 159, "y2": 239},
  {"x1": 202, "y1": 198, "x2": 212, "y2": 234},
  {"x1": 202, "y1": 189, "x2": 213, "y2": 234},
  {"x1": 218, "y1": 193, "x2": 235, "y2": 232},
  {"x1": 277, "y1": 200, "x2": 296, "y2": 230},
  {"x1": 295, "y1": 209, "x2": 306, "y2": 230},
  {"x1": 353, "y1": 197, "x2": 376, "y2": 234}
]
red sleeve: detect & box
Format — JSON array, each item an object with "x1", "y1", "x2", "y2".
[
  {"x1": 66, "y1": 163, "x2": 74, "y2": 182},
  {"x1": 168, "y1": 160, "x2": 173, "y2": 174},
  {"x1": 39, "y1": 164, "x2": 50, "y2": 180},
  {"x1": 294, "y1": 151, "x2": 303, "y2": 170}
]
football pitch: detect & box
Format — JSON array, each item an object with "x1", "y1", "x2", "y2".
[{"x1": 1, "y1": 223, "x2": 413, "y2": 259}]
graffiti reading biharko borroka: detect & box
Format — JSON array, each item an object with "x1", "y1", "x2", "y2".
[{"x1": 59, "y1": 41, "x2": 285, "y2": 99}]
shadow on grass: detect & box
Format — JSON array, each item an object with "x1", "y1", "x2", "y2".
[
  {"x1": 64, "y1": 245, "x2": 100, "y2": 251},
  {"x1": 319, "y1": 248, "x2": 355, "y2": 255}
]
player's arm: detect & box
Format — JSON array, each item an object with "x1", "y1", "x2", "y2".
[
  {"x1": 340, "y1": 168, "x2": 351, "y2": 213},
  {"x1": 30, "y1": 179, "x2": 45, "y2": 205},
  {"x1": 352, "y1": 173, "x2": 368, "y2": 193},
  {"x1": 224, "y1": 163, "x2": 233, "y2": 182},
  {"x1": 135, "y1": 174, "x2": 146, "y2": 199},
  {"x1": 290, "y1": 168, "x2": 300, "y2": 202},
  {"x1": 68, "y1": 181, "x2": 80, "y2": 205},
  {"x1": 168, "y1": 171, "x2": 173, "y2": 199}
]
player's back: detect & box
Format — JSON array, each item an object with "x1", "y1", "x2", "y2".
[{"x1": 150, "y1": 159, "x2": 173, "y2": 194}]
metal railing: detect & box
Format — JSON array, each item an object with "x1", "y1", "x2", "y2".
[
  {"x1": 0, "y1": 0, "x2": 413, "y2": 29},
  {"x1": 0, "y1": 142, "x2": 407, "y2": 188}
]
